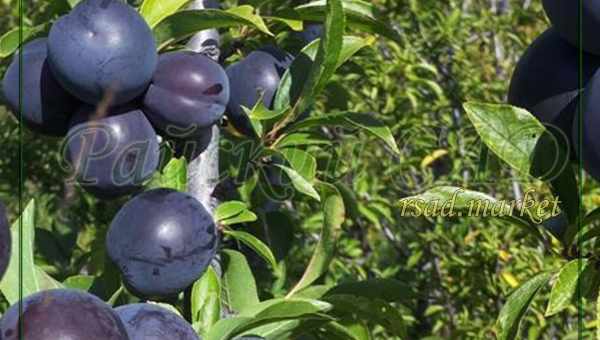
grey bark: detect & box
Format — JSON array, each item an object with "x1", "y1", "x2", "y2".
[{"x1": 185, "y1": 0, "x2": 221, "y2": 216}]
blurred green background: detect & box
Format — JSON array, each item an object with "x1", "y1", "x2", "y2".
[{"x1": 0, "y1": 0, "x2": 595, "y2": 338}]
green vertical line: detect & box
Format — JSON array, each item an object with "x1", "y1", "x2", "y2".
[
  {"x1": 578, "y1": 0, "x2": 583, "y2": 339},
  {"x1": 17, "y1": 0, "x2": 24, "y2": 339}
]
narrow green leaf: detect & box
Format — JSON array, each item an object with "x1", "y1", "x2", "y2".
[
  {"x1": 274, "y1": 36, "x2": 373, "y2": 116},
  {"x1": 223, "y1": 230, "x2": 278, "y2": 269},
  {"x1": 0, "y1": 200, "x2": 42, "y2": 304},
  {"x1": 546, "y1": 259, "x2": 590, "y2": 316},
  {"x1": 146, "y1": 157, "x2": 187, "y2": 191},
  {"x1": 276, "y1": 132, "x2": 330, "y2": 148},
  {"x1": 206, "y1": 298, "x2": 331, "y2": 340},
  {"x1": 191, "y1": 267, "x2": 221, "y2": 334},
  {"x1": 0, "y1": 24, "x2": 50, "y2": 58},
  {"x1": 139, "y1": 0, "x2": 190, "y2": 28},
  {"x1": 221, "y1": 210, "x2": 258, "y2": 225},
  {"x1": 287, "y1": 183, "x2": 345, "y2": 296},
  {"x1": 274, "y1": 164, "x2": 320, "y2": 201},
  {"x1": 326, "y1": 294, "x2": 407, "y2": 339},
  {"x1": 344, "y1": 114, "x2": 399, "y2": 154},
  {"x1": 63, "y1": 275, "x2": 95, "y2": 291},
  {"x1": 496, "y1": 272, "x2": 552, "y2": 340},
  {"x1": 286, "y1": 0, "x2": 402, "y2": 43},
  {"x1": 285, "y1": 112, "x2": 398, "y2": 154},
  {"x1": 279, "y1": 148, "x2": 317, "y2": 182},
  {"x1": 154, "y1": 6, "x2": 273, "y2": 49},
  {"x1": 326, "y1": 279, "x2": 414, "y2": 302},
  {"x1": 215, "y1": 201, "x2": 248, "y2": 222},
  {"x1": 222, "y1": 249, "x2": 260, "y2": 314}
]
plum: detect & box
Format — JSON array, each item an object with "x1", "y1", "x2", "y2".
[
  {"x1": 47, "y1": 0, "x2": 157, "y2": 105},
  {"x1": 143, "y1": 51, "x2": 229, "y2": 138},
  {"x1": 0, "y1": 289, "x2": 129, "y2": 340},
  {"x1": 106, "y1": 188, "x2": 217, "y2": 299},
  {"x1": 508, "y1": 28, "x2": 600, "y2": 145},
  {"x1": 543, "y1": 0, "x2": 600, "y2": 55},
  {"x1": 298, "y1": 23, "x2": 323, "y2": 43},
  {"x1": 225, "y1": 47, "x2": 293, "y2": 136},
  {"x1": 574, "y1": 70, "x2": 600, "y2": 182},
  {"x1": 64, "y1": 105, "x2": 160, "y2": 199},
  {"x1": 115, "y1": 303, "x2": 199, "y2": 340},
  {"x1": 1, "y1": 38, "x2": 79, "y2": 136},
  {"x1": 0, "y1": 202, "x2": 10, "y2": 281}
]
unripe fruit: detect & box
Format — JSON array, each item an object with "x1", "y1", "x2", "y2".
[
  {"x1": 48, "y1": 0, "x2": 157, "y2": 105},
  {"x1": 143, "y1": 51, "x2": 229, "y2": 138},
  {"x1": 65, "y1": 105, "x2": 160, "y2": 199},
  {"x1": 0, "y1": 289, "x2": 129, "y2": 340},
  {"x1": 1, "y1": 38, "x2": 79, "y2": 135},
  {"x1": 116, "y1": 303, "x2": 199, "y2": 340},
  {"x1": 107, "y1": 188, "x2": 217, "y2": 299}
]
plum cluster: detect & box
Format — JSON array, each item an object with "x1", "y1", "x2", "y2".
[
  {"x1": 0, "y1": 289, "x2": 201, "y2": 339},
  {"x1": 508, "y1": 1, "x2": 600, "y2": 182},
  {"x1": 0, "y1": 0, "x2": 233, "y2": 199}
]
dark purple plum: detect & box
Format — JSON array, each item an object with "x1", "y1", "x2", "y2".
[
  {"x1": 143, "y1": 51, "x2": 229, "y2": 138},
  {"x1": 508, "y1": 28, "x2": 600, "y2": 146},
  {"x1": 1, "y1": 38, "x2": 79, "y2": 136},
  {"x1": 543, "y1": 0, "x2": 600, "y2": 55},
  {"x1": 106, "y1": 188, "x2": 217, "y2": 299},
  {"x1": 225, "y1": 47, "x2": 293, "y2": 137},
  {"x1": 48, "y1": 0, "x2": 157, "y2": 105},
  {"x1": 115, "y1": 303, "x2": 199, "y2": 340},
  {"x1": 574, "y1": 70, "x2": 600, "y2": 182},
  {"x1": 298, "y1": 23, "x2": 323, "y2": 43},
  {"x1": 0, "y1": 202, "x2": 10, "y2": 281},
  {"x1": 0, "y1": 289, "x2": 129, "y2": 340},
  {"x1": 64, "y1": 105, "x2": 160, "y2": 199}
]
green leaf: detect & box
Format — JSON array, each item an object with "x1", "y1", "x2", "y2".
[
  {"x1": 154, "y1": 6, "x2": 273, "y2": 50},
  {"x1": 276, "y1": 132, "x2": 330, "y2": 148},
  {"x1": 273, "y1": 35, "x2": 372, "y2": 118},
  {"x1": 398, "y1": 186, "x2": 544, "y2": 240},
  {"x1": 326, "y1": 279, "x2": 414, "y2": 302},
  {"x1": 191, "y1": 266, "x2": 221, "y2": 335},
  {"x1": 344, "y1": 113, "x2": 399, "y2": 154},
  {"x1": 63, "y1": 275, "x2": 95, "y2": 291},
  {"x1": 0, "y1": 24, "x2": 50, "y2": 58},
  {"x1": 274, "y1": 164, "x2": 320, "y2": 201},
  {"x1": 326, "y1": 294, "x2": 407, "y2": 339},
  {"x1": 146, "y1": 157, "x2": 187, "y2": 191},
  {"x1": 496, "y1": 272, "x2": 552, "y2": 340},
  {"x1": 206, "y1": 298, "x2": 331, "y2": 340},
  {"x1": 291, "y1": 0, "x2": 345, "y2": 117},
  {"x1": 0, "y1": 200, "x2": 63, "y2": 304},
  {"x1": 284, "y1": 112, "x2": 398, "y2": 153},
  {"x1": 139, "y1": 0, "x2": 190, "y2": 28},
  {"x1": 463, "y1": 102, "x2": 546, "y2": 176},
  {"x1": 223, "y1": 230, "x2": 278, "y2": 269},
  {"x1": 279, "y1": 148, "x2": 317, "y2": 182},
  {"x1": 215, "y1": 201, "x2": 248, "y2": 222},
  {"x1": 287, "y1": 183, "x2": 345, "y2": 296},
  {"x1": 546, "y1": 259, "x2": 591, "y2": 316},
  {"x1": 221, "y1": 211, "x2": 258, "y2": 226},
  {"x1": 222, "y1": 249, "x2": 260, "y2": 314},
  {"x1": 284, "y1": 0, "x2": 402, "y2": 43}
]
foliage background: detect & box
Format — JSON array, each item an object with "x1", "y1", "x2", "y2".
[{"x1": 0, "y1": 0, "x2": 593, "y2": 339}]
